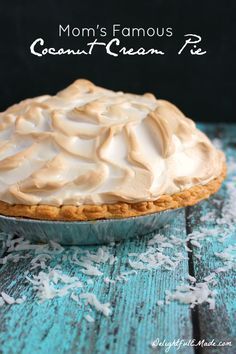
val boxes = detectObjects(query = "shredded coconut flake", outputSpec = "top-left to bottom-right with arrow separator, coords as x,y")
1,292 -> 15,305
187,275 -> 196,283
80,293 -> 112,317
84,314 -> 95,323
26,269 -> 83,301
70,293 -> 81,304
15,296 -> 26,304
165,281 -> 217,309
104,277 -> 115,284
157,300 -> 164,306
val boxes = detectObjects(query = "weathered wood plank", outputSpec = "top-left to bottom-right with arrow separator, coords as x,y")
0,211 -> 193,354
187,124 -> 236,353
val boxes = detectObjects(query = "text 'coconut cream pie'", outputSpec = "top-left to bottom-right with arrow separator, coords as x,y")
0,79 -> 226,221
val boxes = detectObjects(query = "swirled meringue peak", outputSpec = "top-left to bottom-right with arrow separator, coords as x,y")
0,79 -> 225,206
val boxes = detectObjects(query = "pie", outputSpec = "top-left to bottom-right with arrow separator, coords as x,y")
0,79 -> 226,221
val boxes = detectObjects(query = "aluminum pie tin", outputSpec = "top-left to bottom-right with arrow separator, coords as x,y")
0,208 -> 182,245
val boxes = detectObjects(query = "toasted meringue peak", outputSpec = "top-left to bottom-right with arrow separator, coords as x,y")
0,79 -> 225,206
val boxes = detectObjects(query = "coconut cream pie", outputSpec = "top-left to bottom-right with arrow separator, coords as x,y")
0,79 -> 226,221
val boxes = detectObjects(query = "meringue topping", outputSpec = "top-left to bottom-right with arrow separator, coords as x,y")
0,79 -> 225,206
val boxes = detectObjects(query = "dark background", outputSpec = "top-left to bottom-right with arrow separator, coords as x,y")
0,0 -> 235,122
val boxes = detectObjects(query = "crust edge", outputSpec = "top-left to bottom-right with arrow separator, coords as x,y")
0,164 -> 227,221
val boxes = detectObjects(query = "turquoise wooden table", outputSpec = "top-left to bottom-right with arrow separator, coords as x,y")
0,124 -> 235,354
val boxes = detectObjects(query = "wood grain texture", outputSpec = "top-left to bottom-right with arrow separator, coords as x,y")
0,124 -> 235,354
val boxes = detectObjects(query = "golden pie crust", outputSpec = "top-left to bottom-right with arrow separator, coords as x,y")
0,164 -> 226,221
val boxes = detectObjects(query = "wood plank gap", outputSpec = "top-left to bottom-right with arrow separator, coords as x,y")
185,207 -> 202,354
0,233 -> 11,266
